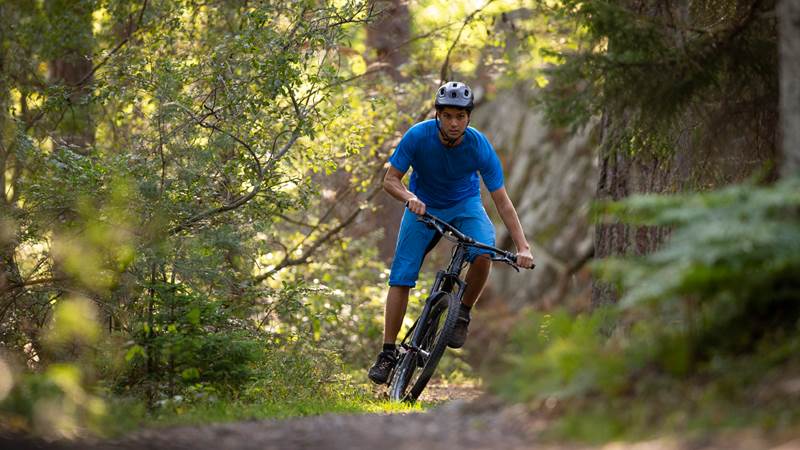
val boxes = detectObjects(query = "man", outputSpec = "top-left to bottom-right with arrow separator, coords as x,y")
368,81 -> 535,384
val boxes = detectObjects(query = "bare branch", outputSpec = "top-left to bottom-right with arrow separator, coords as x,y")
76,0 -> 149,87
274,213 -> 315,229
166,99 -> 304,235
440,0 -> 497,85
1,277 -> 64,296
253,183 -> 383,283
169,101 -> 263,176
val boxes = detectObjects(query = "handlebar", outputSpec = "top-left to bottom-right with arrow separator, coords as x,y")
411,207 -> 535,271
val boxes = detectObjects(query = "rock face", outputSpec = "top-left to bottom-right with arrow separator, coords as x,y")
471,86 -> 598,310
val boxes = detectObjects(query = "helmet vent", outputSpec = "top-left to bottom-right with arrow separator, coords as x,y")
439,87 -> 445,95
451,92 -> 457,97
451,82 -> 458,87
464,89 -> 469,96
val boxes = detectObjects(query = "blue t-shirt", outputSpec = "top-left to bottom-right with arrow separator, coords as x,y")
388,119 -> 504,209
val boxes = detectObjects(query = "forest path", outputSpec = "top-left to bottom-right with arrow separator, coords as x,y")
2,384 -> 545,450
89,389 -> 799,450
98,383 -> 544,450
4,385 -> 799,450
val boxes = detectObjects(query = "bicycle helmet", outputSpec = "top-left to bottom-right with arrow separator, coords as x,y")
435,81 -> 474,146
435,81 -> 474,111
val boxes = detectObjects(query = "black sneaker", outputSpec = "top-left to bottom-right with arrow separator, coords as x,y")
448,306 -> 471,349
368,349 -> 398,384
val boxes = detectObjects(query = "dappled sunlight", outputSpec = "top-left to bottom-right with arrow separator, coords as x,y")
0,359 -> 13,403
0,0 -> 796,447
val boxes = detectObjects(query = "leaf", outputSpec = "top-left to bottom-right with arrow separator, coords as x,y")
187,308 -> 201,326
125,345 -> 146,362
181,368 -> 200,381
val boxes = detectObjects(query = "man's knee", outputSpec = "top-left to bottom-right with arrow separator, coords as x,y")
471,253 -> 492,267
388,285 -> 411,295
387,285 -> 411,302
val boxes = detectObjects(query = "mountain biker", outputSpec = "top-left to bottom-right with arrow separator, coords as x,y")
368,81 -> 535,384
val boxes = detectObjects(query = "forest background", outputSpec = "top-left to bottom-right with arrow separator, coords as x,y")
1,0 -> 799,444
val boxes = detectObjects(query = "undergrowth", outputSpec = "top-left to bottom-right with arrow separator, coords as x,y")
494,177 -> 800,443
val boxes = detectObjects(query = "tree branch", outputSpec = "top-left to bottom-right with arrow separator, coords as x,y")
76,0 -> 149,88
1,277 -> 65,296
166,101 -> 303,235
253,183 -> 383,283
439,0 -> 496,85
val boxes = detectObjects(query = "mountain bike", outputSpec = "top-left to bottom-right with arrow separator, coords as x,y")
387,211 -> 533,402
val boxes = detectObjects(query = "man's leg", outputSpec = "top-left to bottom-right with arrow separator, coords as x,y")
462,254 -> 492,307
450,196 -> 495,309
382,207 -> 437,342
447,255 -> 491,349
370,206 -> 434,384
383,285 -> 410,344
369,285 -> 414,384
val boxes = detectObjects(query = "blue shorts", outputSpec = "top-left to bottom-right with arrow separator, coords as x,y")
388,196 -> 496,287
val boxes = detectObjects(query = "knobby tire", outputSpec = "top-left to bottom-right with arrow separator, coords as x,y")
388,291 -> 460,402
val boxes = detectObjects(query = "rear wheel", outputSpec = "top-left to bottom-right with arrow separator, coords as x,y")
388,291 -> 460,402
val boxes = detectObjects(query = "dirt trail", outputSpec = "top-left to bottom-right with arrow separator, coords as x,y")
3,385 -> 800,450
94,399 -> 536,450
1,385 -> 543,450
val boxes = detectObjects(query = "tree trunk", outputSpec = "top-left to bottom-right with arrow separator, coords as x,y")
779,0 -> 800,176
0,1 -> 24,319
46,0 -> 96,153
590,0 -> 779,306
591,112 -> 677,306
366,0 -> 410,82
43,2 -> 98,336
363,0 -> 412,260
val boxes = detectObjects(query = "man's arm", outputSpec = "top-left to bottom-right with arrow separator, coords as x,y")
383,165 -> 426,215
489,187 -> 534,268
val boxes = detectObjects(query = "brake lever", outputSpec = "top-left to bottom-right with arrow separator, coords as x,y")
490,254 -> 521,271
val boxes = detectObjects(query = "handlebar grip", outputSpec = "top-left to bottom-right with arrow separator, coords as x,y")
509,253 -> 535,270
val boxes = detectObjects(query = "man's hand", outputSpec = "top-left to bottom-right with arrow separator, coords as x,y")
406,196 -> 426,215
516,247 -> 534,269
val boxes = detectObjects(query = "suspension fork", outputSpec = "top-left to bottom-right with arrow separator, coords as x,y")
407,274 -> 465,345
399,245 -> 469,353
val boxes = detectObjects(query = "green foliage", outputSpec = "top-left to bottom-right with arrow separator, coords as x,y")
0,363 -> 108,438
0,298 -> 107,438
1,0 -> 552,436
497,308 -> 628,401
537,0 -> 778,155
598,177 -> 800,309
495,177 -> 800,442
0,0 -> 402,433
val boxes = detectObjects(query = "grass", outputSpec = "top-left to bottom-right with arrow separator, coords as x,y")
147,396 -> 426,427
100,384 -> 428,437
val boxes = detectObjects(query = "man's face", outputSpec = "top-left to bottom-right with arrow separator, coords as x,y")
437,107 -> 469,140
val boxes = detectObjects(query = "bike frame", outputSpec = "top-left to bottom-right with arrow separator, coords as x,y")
403,243 -> 471,350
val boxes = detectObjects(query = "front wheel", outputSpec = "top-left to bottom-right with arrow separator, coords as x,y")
388,291 -> 460,402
